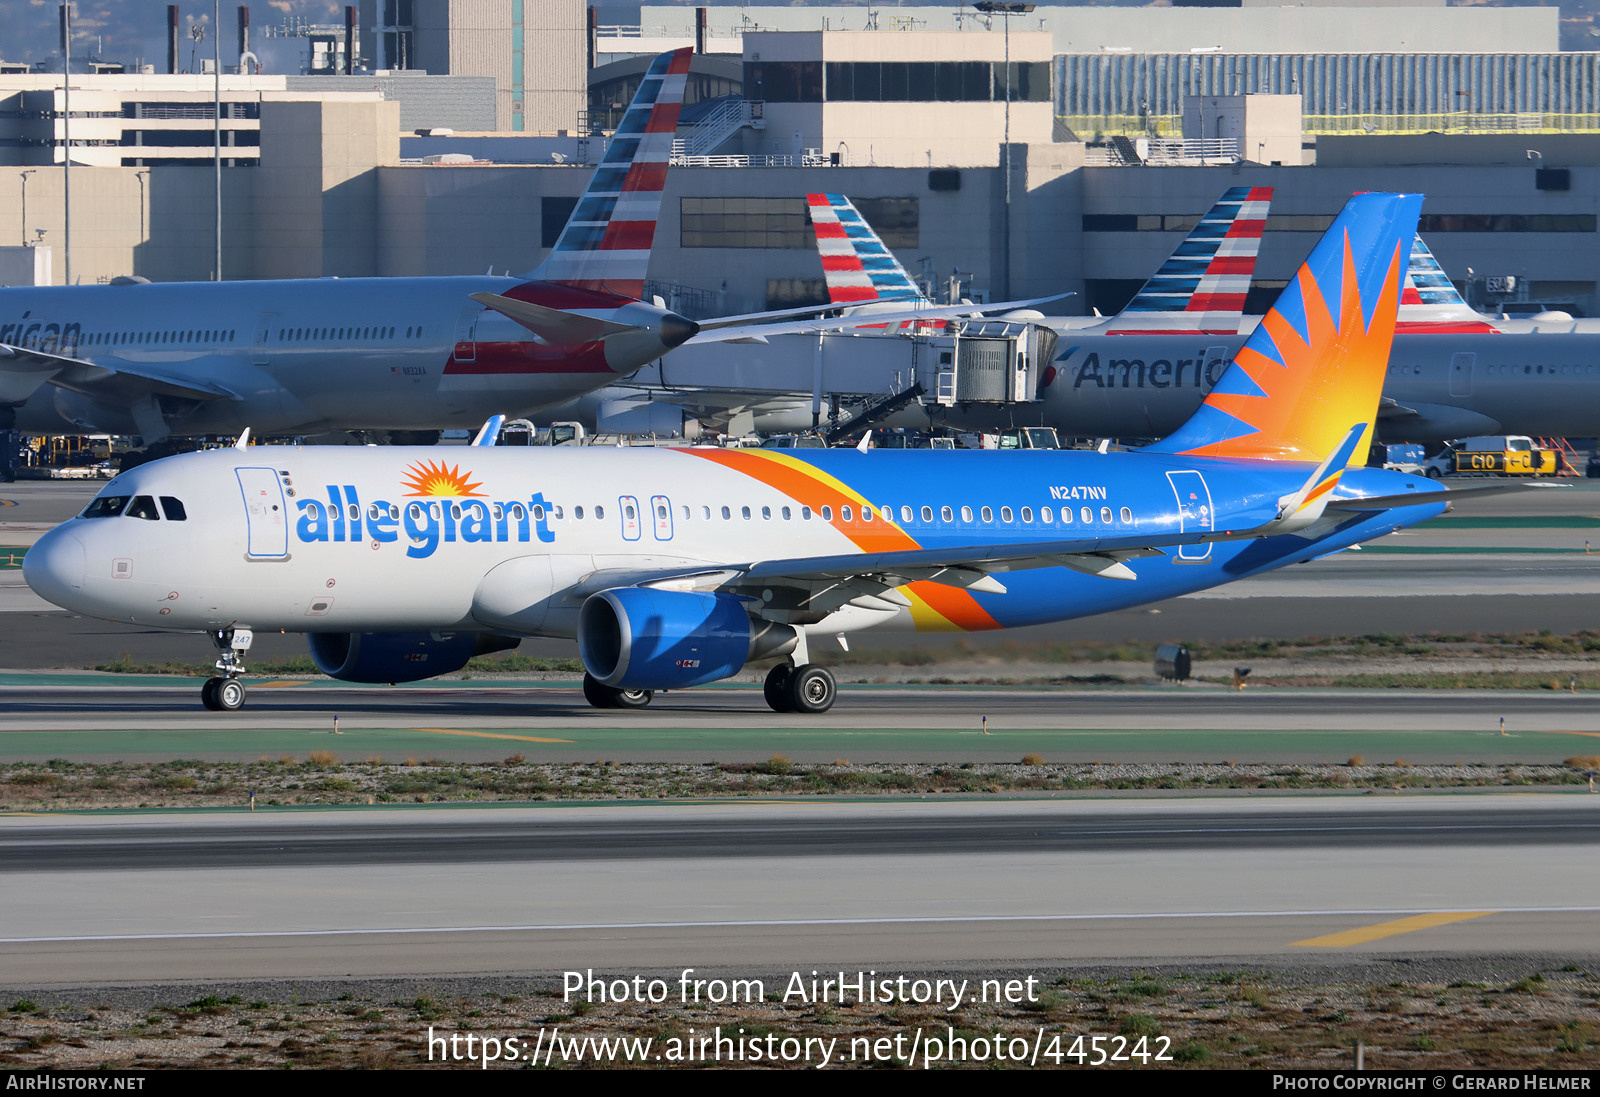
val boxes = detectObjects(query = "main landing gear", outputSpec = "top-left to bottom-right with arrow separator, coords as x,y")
201,627 -> 254,711
763,661 -> 837,714
582,672 -> 654,709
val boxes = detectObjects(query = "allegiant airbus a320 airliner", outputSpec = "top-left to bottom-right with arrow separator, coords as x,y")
26,192 -> 1452,715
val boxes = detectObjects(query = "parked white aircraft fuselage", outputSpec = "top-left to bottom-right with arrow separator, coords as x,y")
1041,330 -> 1600,441
0,277 -> 690,438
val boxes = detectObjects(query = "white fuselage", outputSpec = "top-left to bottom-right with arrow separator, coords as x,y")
0,277 -> 650,437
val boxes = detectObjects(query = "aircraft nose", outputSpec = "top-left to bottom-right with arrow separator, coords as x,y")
22,527 -> 86,611
657,311 -> 699,350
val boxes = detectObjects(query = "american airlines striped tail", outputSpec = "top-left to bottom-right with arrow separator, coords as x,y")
1106,186 -> 1272,335
807,193 -> 926,305
1395,234 -> 1500,333
526,48 -> 692,298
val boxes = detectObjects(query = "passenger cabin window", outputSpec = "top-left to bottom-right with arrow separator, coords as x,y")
82,495 -> 131,519
159,497 -> 187,521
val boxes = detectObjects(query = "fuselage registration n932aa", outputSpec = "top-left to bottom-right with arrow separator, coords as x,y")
26,193 -> 1452,715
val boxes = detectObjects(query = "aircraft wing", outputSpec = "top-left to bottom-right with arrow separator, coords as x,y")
0,343 -> 238,406
684,294 -> 1075,345
575,520 -> 1283,628
571,447 -> 1434,621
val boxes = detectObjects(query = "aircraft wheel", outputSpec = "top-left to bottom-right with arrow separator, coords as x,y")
787,664 -> 837,715
582,673 -> 615,709
200,677 -> 223,711
215,678 -> 247,711
613,688 -> 654,709
764,664 -> 795,713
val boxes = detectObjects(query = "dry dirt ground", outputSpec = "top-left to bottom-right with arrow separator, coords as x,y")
1,964 -> 1596,1070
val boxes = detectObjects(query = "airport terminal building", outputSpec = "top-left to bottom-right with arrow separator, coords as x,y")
1,0 -> 1597,320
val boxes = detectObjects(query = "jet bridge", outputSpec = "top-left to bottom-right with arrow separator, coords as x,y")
915,320 -> 1059,408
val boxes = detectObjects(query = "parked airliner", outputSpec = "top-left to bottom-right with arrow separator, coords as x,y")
27,193 -> 1452,715
538,187 -> 1273,434
0,49 -> 936,444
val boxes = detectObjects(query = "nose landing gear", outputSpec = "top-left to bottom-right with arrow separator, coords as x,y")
201,627 -> 254,711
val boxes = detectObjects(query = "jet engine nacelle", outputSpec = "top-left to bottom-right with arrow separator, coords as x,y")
579,588 -> 795,691
308,631 -> 519,684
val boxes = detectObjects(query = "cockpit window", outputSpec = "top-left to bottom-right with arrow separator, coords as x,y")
125,496 -> 161,521
82,495 -> 131,519
159,497 -> 188,521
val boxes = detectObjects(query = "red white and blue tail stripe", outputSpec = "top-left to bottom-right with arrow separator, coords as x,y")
1106,186 -> 1272,335
807,193 -> 926,305
1395,235 -> 1500,333
528,47 -> 691,298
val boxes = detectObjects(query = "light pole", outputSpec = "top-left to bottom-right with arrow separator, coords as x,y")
974,2 -> 1033,300
19,169 -> 35,246
60,1 -> 71,285
134,167 -> 149,250
213,0 -> 221,281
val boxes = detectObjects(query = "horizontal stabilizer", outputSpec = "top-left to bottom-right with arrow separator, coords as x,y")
1335,481 -> 1567,511
469,292 -> 638,343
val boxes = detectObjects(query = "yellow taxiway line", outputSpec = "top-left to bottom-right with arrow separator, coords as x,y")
410,728 -> 575,744
1291,910 -> 1495,948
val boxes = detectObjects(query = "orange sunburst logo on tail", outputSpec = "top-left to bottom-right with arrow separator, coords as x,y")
401,460 -> 485,497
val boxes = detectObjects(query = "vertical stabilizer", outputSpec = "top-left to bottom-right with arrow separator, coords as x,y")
1395,235 -> 1500,333
1145,192 -> 1422,464
527,48 -> 692,297
1106,186 -> 1272,335
807,193 -> 927,305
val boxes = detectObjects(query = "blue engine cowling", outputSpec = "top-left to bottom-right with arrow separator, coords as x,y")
579,589 -> 756,690
308,631 -> 519,684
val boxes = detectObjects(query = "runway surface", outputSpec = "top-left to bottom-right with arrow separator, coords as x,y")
2,798 -> 1595,984
4,676 -> 1599,761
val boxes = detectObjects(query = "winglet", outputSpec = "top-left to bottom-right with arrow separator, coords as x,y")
472,415 -> 505,447
234,428 -> 251,450
1265,422 -> 1367,532
856,432 -> 872,453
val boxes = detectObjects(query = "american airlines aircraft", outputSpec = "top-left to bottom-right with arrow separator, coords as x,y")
0,49 -> 920,444
27,193 -> 1453,715
1039,233 -> 1600,442
0,50 -> 708,442
540,187 -> 1273,433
